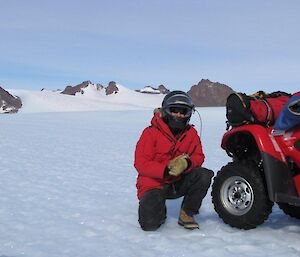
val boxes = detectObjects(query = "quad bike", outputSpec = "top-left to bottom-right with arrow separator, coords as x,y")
211,123 -> 300,229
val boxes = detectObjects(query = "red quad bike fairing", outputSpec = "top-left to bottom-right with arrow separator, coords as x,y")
212,100 -> 300,230
222,125 -> 300,200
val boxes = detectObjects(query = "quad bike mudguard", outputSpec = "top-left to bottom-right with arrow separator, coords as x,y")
221,124 -> 300,205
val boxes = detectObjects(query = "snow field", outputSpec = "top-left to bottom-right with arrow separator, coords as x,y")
0,109 -> 299,257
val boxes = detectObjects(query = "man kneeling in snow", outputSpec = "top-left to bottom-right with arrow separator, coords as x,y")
134,91 -> 214,231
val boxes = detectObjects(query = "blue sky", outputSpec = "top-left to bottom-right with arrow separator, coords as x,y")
1,0 -> 300,93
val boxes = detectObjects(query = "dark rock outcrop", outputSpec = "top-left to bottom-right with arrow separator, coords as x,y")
136,85 -> 170,94
0,87 -> 22,113
188,79 -> 234,107
61,80 -> 92,95
106,81 -> 119,95
158,85 -> 170,94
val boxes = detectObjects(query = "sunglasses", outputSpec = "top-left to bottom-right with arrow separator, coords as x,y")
169,106 -> 191,115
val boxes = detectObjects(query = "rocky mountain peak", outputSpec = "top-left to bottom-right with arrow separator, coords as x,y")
106,81 -> 119,95
188,79 -> 234,107
61,81 -> 104,96
157,85 -> 170,94
0,87 -> 22,113
61,81 -> 92,95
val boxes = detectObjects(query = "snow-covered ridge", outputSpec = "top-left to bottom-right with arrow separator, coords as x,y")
139,86 -> 161,94
8,83 -> 165,113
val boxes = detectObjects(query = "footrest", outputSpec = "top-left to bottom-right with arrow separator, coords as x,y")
275,193 -> 300,206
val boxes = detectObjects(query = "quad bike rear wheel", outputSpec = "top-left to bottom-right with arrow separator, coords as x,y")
212,161 -> 274,229
278,203 -> 300,219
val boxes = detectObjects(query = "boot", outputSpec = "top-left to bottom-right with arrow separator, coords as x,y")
178,209 -> 199,230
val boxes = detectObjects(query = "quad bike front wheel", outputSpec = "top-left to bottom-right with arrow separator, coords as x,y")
212,161 -> 274,229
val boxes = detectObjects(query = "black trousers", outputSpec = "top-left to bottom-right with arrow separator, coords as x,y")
138,167 -> 214,231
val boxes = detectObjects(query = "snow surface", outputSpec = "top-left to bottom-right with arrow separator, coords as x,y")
1,87 -> 300,257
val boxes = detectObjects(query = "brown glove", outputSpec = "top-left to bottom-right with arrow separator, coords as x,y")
168,154 -> 189,176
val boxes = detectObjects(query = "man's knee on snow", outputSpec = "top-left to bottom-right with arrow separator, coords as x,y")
139,218 -> 162,231
138,189 -> 166,231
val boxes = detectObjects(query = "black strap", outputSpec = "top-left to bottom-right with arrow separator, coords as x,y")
261,99 -> 273,126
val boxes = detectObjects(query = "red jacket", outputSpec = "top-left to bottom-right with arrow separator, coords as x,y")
134,112 -> 205,199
